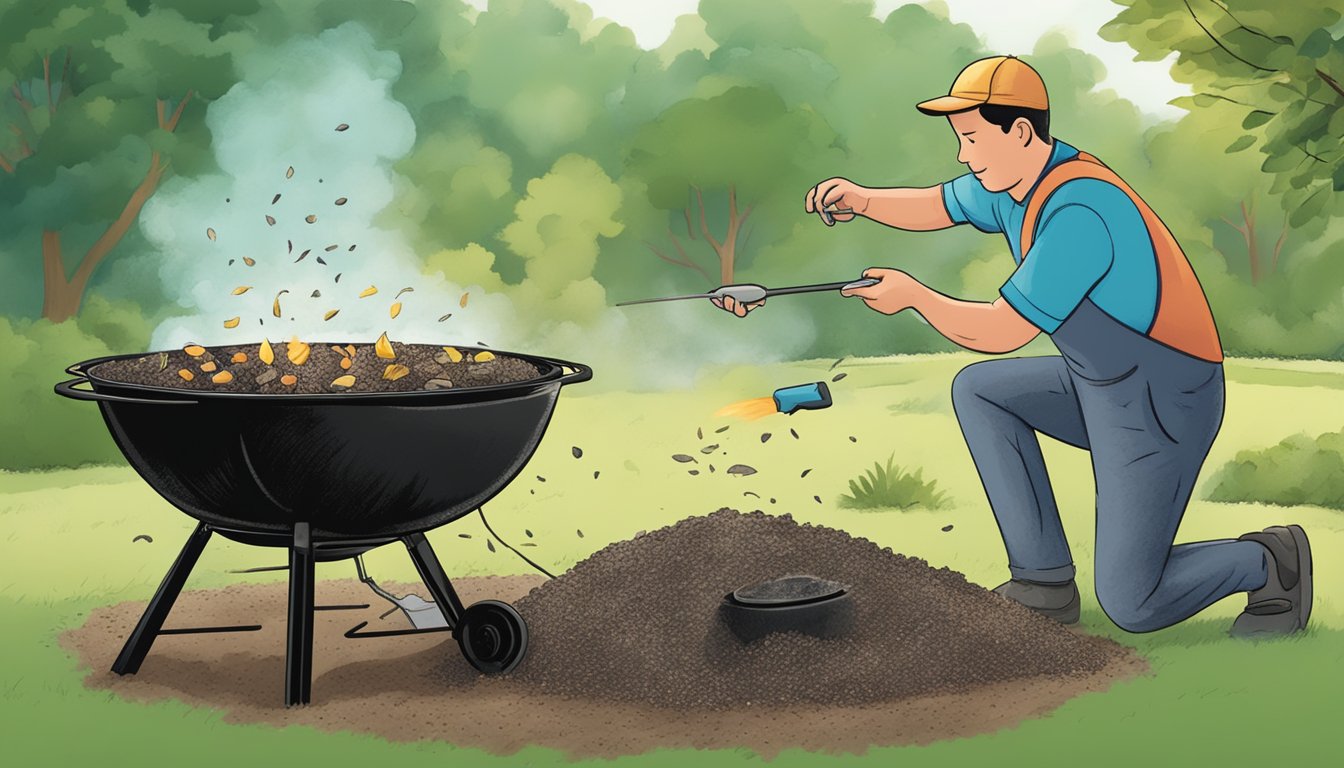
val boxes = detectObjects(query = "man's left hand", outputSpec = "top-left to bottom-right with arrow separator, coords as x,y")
840,268 -> 922,315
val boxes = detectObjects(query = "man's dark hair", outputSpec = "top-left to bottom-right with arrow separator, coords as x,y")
978,104 -> 1051,144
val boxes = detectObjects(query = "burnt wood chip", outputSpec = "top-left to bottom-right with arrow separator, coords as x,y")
743,491 -> 759,498
760,433 -> 771,443
832,373 -> 848,382
576,529 -> 584,538
849,436 -> 857,442
593,471 -> 600,479
791,428 -> 799,439
458,533 -> 472,539
801,468 -> 812,478
525,529 -> 534,538
697,427 -> 703,440
814,495 -> 823,504
942,524 -> 954,532
727,464 -> 756,476
829,357 -> 845,370
715,426 -> 729,433
700,444 -> 719,454
487,539 -> 496,553
132,534 -> 153,543
572,446 -> 583,459
537,475 -> 546,482
671,454 -> 696,463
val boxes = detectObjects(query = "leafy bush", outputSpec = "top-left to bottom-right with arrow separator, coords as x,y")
1,297 -> 154,471
839,455 -> 948,510
1205,430 -> 1344,510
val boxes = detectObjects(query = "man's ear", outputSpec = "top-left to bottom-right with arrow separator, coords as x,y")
1015,118 -> 1034,148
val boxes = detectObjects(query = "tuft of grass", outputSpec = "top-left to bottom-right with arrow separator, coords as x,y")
839,454 -> 948,510
1205,430 -> 1344,510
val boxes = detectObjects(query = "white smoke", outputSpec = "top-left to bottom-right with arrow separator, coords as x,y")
144,23 -> 519,352
141,21 -> 815,390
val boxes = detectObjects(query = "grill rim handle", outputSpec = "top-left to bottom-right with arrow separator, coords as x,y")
55,377 -> 198,406
549,358 -> 593,386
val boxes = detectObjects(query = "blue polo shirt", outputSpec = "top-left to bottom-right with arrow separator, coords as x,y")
940,139 -> 1158,335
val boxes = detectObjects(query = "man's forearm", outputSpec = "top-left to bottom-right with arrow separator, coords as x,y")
908,285 -> 1038,354
859,185 -> 954,231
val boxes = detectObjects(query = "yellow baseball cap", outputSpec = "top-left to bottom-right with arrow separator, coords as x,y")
916,55 -> 1049,115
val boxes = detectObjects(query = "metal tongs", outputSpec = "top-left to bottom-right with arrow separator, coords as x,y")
617,276 -> 880,307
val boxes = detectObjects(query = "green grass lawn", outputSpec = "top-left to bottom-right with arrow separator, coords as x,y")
2,352 -> 1341,765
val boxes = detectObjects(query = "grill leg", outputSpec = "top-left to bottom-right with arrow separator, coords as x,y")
403,533 -> 464,630
285,522 -> 315,706
113,522 -> 213,675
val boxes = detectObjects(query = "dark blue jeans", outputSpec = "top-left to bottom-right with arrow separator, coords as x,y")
951,302 -> 1268,632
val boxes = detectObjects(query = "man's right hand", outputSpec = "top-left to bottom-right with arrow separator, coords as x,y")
710,295 -> 765,317
805,177 -> 870,226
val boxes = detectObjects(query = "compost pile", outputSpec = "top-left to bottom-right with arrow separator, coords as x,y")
509,508 -> 1128,709
93,340 -> 542,394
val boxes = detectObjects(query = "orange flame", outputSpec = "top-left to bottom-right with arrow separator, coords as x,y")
714,396 -> 777,422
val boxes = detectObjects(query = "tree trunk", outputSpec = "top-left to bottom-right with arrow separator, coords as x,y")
694,185 -> 754,285
41,150 -> 167,322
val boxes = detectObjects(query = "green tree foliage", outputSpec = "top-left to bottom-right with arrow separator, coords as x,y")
1102,1 -> 1344,233
627,86 -> 839,286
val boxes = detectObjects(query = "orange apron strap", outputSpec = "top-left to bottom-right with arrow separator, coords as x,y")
1019,153 -> 1224,363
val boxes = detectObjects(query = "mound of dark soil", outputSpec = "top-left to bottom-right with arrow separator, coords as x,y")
510,508 -> 1127,709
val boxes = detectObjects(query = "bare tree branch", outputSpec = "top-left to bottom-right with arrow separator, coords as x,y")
1270,209 -> 1289,274
1208,0 -> 1288,46
693,186 -> 722,251
1315,69 -> 1344,102
646,237 -> 713,284
667,231 -> 714,283
43,54 -> 53,115
684,206 -> 695,240
165,90 -> 192,132
1183,0 -> 1280,73
53,48 -> 71,111
11,84 -> 32,112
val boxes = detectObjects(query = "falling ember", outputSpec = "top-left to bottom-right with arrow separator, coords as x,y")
206,228 -> 217,241
375,332 -> 395,359
286,166 -> 295,179
243,257 -> 256,266
459,292 -> 469,308
714,396 -> 777,422
323,309 -> 339,321
389,302 -> 402,319
305,214 -> 317,223
259,338 -> 275,365
223,317 -> 240,328
231,286 -> 251,295
273,289 -> 289,318
359,285 -> 378,298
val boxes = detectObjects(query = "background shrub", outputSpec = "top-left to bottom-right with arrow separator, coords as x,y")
1205,430 -> 1344,511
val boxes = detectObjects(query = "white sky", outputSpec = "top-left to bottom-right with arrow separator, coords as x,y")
463,0 -> 1188,121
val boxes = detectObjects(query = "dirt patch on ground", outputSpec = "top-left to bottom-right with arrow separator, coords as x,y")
63,510 -> 1146,758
